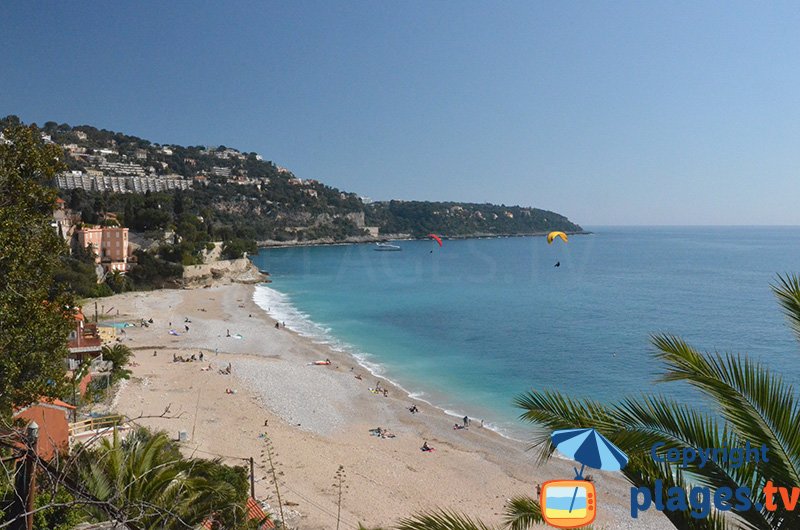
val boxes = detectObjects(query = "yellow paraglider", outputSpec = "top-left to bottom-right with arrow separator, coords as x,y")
547,231 -> 568,244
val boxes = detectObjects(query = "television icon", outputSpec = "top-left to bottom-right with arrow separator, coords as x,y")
541,480 -> 596,529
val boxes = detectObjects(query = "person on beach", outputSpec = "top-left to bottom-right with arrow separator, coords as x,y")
463,415 -> 470,428
383,388 -> 388,397
536,484 -> 541,499
275,322 -> 280,329
153,350 -> 157,357
185,324 -> 190,333
199,352 -> 204,361
226,329 -> 230,337
422,441 -> 433,452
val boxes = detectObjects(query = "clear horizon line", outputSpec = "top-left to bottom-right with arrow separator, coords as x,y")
582,224 -> 800,228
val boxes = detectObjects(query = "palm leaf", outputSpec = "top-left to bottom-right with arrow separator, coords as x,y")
503,495 -> 543,530
771,274 -> 800,342
395,510 -> 496,530
652,335 -> 800,494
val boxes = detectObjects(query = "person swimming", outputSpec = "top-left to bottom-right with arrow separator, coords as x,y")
554,261 -> 560,267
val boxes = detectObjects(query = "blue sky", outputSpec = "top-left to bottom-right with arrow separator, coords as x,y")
2,1 -> 800,225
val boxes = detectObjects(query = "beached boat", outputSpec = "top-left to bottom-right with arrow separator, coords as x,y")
374,242 -> 402,251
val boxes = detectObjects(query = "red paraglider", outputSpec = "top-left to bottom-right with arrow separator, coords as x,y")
427,233 -> 443,247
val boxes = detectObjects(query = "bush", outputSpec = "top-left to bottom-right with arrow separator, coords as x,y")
53,256 -> 112,298
221,238 -> 257,260
128,249 -> 183,289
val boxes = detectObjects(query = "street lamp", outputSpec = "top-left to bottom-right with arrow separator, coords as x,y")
26,421 -> 39,445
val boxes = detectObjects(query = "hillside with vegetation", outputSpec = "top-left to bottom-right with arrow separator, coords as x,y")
2,115 -> 583,243
2,115 -> 583,296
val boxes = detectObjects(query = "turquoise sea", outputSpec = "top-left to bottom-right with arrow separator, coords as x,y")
250,227 -> 800,439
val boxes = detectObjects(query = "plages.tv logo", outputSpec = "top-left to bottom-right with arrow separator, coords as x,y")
541,428 -> 628,529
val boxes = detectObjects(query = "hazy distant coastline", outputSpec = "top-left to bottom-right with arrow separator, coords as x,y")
257,229 -> 591,249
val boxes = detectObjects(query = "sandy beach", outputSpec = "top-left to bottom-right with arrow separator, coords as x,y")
101,284 -> 671,529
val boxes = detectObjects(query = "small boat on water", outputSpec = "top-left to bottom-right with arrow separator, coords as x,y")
374,242 -> 402,251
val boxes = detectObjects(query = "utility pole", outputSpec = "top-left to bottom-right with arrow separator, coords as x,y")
24,422 -> 38,530
11,421 -> 39,530
249,456 -> 255,499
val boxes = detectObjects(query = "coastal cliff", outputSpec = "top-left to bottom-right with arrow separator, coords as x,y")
181,257 -> 268,288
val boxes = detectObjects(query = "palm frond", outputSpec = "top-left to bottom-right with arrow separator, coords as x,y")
513,390 -> 617,463
395,510 -> 496,530
503,495 -> 542,530
771,274 -> 800,342
514,389 -> 772,530
652,334 -> 800,492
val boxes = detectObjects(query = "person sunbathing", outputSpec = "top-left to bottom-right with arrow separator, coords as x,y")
421,441 -> 433,452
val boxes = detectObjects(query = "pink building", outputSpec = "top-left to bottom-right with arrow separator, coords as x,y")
76,226 -> 131,272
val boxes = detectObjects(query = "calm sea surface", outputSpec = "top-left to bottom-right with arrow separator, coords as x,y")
250,227 -> 800,438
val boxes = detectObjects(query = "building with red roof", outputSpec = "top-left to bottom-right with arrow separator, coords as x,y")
13,398 -> 75,460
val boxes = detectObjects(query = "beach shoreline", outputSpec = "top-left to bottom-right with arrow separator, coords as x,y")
104,283 -> 668,529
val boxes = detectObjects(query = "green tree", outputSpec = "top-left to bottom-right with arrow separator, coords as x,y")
75,428 -> 250,529
105,269 -> 130,293
0,123 -> 73,417
128,249 -> 183,289
221,238 -> 257,260
101,343 -> 133,382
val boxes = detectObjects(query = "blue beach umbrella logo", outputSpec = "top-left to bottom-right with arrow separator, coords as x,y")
540,428 -> 628,529
551,427 -> 629,478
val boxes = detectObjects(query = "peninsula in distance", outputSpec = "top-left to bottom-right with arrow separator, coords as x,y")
2,115 -> 583,252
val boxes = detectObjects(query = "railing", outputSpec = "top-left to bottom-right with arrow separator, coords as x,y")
69,415 -> 127,438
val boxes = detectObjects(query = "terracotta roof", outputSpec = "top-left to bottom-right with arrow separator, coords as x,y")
13,397 -> 77,415
46,398 -> 76,410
